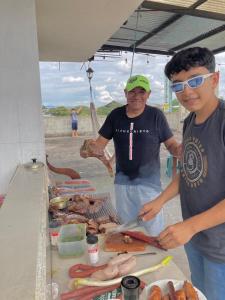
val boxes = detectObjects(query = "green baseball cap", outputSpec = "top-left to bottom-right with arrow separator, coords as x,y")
125,75 -> 150,92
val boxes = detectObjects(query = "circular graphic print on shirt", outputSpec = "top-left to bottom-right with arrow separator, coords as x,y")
181,136 -> 207,188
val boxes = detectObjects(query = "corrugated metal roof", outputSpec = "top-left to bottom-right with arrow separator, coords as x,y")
198,0 -> 225,14
185,30 -> 225,50
100,0 -> 225,55
147,0 -> 196,7
141,16 -> 224,49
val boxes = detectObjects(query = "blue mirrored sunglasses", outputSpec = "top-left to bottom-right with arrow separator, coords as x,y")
170,73 -> 214,93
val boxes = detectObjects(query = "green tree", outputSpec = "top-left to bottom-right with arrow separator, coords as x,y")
49,106 -> 70,116
172,98 -> 179,112
97,101 -> 122,115
76,106 -> 90,116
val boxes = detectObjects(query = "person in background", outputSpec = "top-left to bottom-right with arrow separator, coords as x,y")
71,107 -> 82,137
80,75 -> 180,235
139,47 -> 225,300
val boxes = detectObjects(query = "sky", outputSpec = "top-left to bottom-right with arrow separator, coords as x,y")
39,51 -> 225,108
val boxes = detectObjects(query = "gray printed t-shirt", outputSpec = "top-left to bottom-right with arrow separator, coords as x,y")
180,100 -> 225,263
99,105 -> 173,189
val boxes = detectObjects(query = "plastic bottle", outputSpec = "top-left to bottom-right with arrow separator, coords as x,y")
86,234 -> 99,265
50,231 -> 59,248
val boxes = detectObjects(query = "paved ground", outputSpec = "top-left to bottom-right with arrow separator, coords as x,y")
45,131 -> 190,278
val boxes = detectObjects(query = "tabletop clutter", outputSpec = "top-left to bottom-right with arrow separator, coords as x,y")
48,179 -> 203,300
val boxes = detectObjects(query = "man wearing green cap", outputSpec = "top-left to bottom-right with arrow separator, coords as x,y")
80,75 -> 180,235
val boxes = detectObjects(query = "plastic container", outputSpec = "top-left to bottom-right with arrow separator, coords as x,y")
58,224 -> 86,257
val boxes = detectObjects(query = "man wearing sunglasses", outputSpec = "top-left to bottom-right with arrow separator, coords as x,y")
140,47 -> 225,300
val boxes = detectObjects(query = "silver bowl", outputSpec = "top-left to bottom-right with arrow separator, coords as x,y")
49,197 -> 69,210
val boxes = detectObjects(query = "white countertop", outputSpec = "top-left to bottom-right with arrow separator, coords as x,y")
0,165 -> 50,300
52,233 -> 186,299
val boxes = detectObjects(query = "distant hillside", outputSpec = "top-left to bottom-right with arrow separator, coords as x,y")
74,101 -> 122,116
43,101 -> 123,116
97,101 -> 123,115
77,106 -> 90,116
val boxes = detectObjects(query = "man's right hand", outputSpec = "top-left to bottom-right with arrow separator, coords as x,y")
139,196 -> 164,222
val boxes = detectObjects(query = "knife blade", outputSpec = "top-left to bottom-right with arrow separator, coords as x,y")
134,252 -> 157,256
107,218 -> 140,234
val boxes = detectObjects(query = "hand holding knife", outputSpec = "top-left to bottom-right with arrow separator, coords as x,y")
107,212 -> 148,234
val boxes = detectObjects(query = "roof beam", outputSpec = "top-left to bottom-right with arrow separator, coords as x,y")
100,44 -> 175,56
120,26 -> 149,34
213,46 -> 225,55
133,0 -> 207,48
170,24 -> 225,51
142,1 -> 225,21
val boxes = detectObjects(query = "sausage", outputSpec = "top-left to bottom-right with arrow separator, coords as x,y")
108,253 -> 134,266
69,263 -> 107,278
62,280 -> 146,300
162,294 -> 170,300
63,179 -> 91,185
118,256 -> 137,276
167,281 -> 177,300
148,285 -> 162,300
90,264 -> 119,280
183,281 -> 199,300
175,289 -> 186,300
60,283 -> 120,300
46,155 -> 81,179
61,286 -> 100,299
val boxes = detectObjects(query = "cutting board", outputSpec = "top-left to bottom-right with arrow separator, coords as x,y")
104,233 -> 147,252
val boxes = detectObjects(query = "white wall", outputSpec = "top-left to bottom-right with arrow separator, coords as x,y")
0,0 -> 45,193
43,115 -> 106,137
43,112 -> 182,137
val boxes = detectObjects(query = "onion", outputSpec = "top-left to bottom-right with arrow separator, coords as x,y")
73,256 -> 173,287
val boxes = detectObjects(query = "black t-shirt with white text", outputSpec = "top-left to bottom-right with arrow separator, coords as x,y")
99,105 -> 172,188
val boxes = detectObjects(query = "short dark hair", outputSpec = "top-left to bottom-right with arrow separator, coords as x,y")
165,47 -> 215,79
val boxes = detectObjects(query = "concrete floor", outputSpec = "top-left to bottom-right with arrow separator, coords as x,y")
45,132 -> 190,279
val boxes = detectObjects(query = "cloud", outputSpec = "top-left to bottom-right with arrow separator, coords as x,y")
105,77 -> 117,83
153,80 -> 164,90
39,50 -> 225,107
39,62 -> 60,71
95,85 -> 107,91
111,91 -> 122,98
98,90 -> 113,103
116,60 -> 131,71
62,76 -> 84,83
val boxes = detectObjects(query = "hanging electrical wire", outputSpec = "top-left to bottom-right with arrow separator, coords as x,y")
130,9 -> 140,77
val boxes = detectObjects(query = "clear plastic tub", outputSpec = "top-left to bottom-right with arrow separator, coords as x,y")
58,224 -> 86,257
